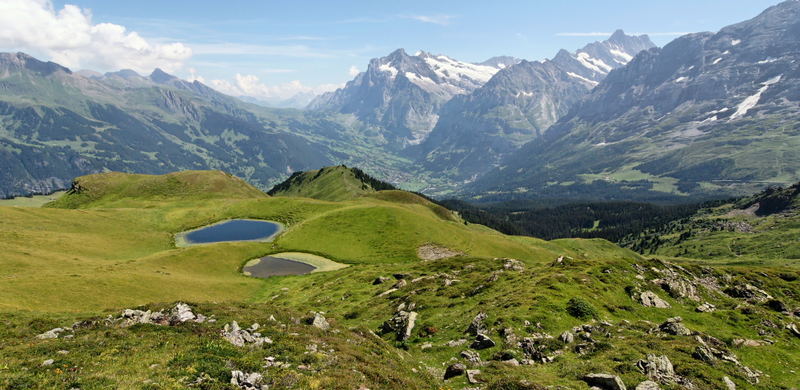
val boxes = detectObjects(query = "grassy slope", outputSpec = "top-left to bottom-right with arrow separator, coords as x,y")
267,166 -> 378,202
2,170 -> 799,389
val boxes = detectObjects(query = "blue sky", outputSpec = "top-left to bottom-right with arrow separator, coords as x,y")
2,0 -> 785,101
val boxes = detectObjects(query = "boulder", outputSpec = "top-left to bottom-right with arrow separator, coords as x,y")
466,369 -> 482,384
640,291 -> 671,308
466,312 -> 487,335
309,312 -> 330,330
723,376 -> 736,390
372,276 -> 390,285
653,277 -> 700,301
635,381 -> 659,390
787,323 -> 800,338
502,258 -> 525,271
443,363 -> 466,379
636,354 -> 675,383
695,302 -> 716,313
724,284 -> 772,303
230,370 -> 265,390
470,334 -> 495,350
221,321 -> 273,347
583,373 -> 627,390
460,350 -> 481,364
381,310 -> 417,341
658,317 -> 692,336
41,359 -> 54,366
560,331 -> 575,344
36,327 -> 67,339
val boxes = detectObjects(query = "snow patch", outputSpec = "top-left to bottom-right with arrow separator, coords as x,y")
515,91 -> 534,98
378,63 -> 398,79
575,52 -> 613,74
567,72 -> 599,86
756,58 -> 778,64
609,49 -> 633,63
423,55 -> 500,85
731,75 -> 782,120
674,76 -> 689,83
712,58 -> 723,65
731,39 -> 741,46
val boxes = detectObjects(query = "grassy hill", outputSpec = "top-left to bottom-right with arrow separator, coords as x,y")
623,183 -> 800,265
267,165 -> 396,201
1,169 -> 799,389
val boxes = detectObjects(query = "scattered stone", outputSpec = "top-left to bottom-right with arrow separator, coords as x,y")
732,339 -> 765,347
466,312 -> 487,336
230,370 -> 265,390
42,359 -> 54,366
466,369 -> 482,384
723,376 -> 736,390
502,258 -> 525,271
309,312 -> 330,330
36,328 -> 68,339
696,302 -> 716,313
658,317 -> 692,336
221,321 -> 273,347
57,350 -> 69,355
634,381 -> 659,390
500,327 -> 518,344
636,354 -> 676,383
377,288 -> 399,297
560,331 -> 575,344
372,276 -> 390,285
653,277 -> 700,301
724,284 -> 772,303
420,342 -> 433,350
583,373 -> 627,390
117,303 -> 206,327
500,358 -> 519,366
639,291 -> 671,308
443,363 -> 466,380
380,310 -> 417,341
460,350 -> 481,364
470,334 -> 495,350
392,279 -> 408,289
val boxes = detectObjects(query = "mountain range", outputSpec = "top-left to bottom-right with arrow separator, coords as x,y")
2,1 -> 800,201
469,0 -> 800,201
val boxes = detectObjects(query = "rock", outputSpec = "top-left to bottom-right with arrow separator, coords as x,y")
787,323 -> 800,338
695,302 -> 716,313
443,363 -> 466,379
447,339 -> 468,347
393,273 -> 408,280
502,258 -> 525,271
372,276 -> 390,285
117,303 -> 206,327
639,291 -> 671,308
230,370 -> 265,390
723,376 -> 736,390
309,312 -> 330,330
392,279 -> 408,289
583,373 -> 627,390
57,350 -> 69,355
466,312 -> 487,336
380,311 -> 417,341
500,358 -> 519,366
653,277 -> 700,301
470,334 -> 495,350
693,346 -> 716,362
221,321 -> 272,347
466,369 -> 482,384
732,338 -> 764,347
560,331 -> 575,344
658,317 -> 692,336
36,327 -> 67,339
636,354 -> 675,383
500,327 -> 518,344
519,338 -> 551,363
635,381 -> 659,390
724,284 -> 772,303
42,359 -> 54,366
460,350 -> 481,364
420,342 -> 433,350
169,302 -> 200,324
766,299 -> 788,312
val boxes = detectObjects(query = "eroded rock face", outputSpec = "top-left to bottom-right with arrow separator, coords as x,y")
583,373 -> 627,390
640,291 -> 671,308
466,312 -> 488,336
653,277 -> 700,301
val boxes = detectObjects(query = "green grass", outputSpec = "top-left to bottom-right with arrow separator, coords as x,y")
0,191 -> 65,207
2,170 -> 799,389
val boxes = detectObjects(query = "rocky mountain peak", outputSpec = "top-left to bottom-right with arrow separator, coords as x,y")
0,52 -> 72,76
150,68 -> 179,84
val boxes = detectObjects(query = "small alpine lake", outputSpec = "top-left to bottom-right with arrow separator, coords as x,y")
243,252 -> 349,279
175,219 -> 283,247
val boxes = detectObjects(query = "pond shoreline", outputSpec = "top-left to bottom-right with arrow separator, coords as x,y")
174,218 -> 284,247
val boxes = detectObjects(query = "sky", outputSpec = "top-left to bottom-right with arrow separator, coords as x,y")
0,0 -> 784,103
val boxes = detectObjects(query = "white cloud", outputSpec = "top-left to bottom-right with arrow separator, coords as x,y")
348,65 -> 360,77
403,14 -> 456,26
205,73 -> 341,102
0,0 -> 191,73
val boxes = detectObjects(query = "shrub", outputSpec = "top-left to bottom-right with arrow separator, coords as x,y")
566,297 -> 597,319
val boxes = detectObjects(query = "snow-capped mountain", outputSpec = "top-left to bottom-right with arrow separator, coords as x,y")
308,49 -> 515,149
414,30 -> 655,183
471,0 -> 800,200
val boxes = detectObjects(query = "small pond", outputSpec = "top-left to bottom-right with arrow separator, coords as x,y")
177,219 -> 282,246
243,256 -> 317,278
